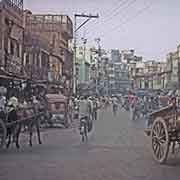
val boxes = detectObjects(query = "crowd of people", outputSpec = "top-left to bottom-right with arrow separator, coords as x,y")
1,83 -> 180,137
70,91 -> 180,126
0,85 -> 48,127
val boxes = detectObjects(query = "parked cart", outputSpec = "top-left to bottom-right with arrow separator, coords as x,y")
145,101 -> 180,164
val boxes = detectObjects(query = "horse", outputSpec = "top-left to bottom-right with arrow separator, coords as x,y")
6,104 -> 42,149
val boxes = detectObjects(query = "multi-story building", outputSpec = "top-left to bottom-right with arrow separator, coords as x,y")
111,49 -> 121,63
24,11 -> 73,95
0,0 -> 24,77
23,28 -> 50,82
107,61 -> 131,94
166,45 -> 180,88
133,60 -> 167,90
121,49 -> 143,80
76,46 -> 91,84
121,49 -> 137,64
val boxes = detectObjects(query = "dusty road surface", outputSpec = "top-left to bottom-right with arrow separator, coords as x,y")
1,107 -> 180,180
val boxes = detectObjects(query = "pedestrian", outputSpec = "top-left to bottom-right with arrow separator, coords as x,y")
68,97 -> 74,126
92,97 -> 98,120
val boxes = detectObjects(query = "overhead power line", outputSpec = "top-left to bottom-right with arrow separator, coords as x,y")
85,0 -> 131,30
86,0 -> 138,35
89,0 -> 155,40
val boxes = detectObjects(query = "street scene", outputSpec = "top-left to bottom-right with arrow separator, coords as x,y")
1,0 -> 180,179
1,107 -> 180,180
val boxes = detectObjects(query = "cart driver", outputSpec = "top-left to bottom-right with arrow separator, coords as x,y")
7,92 -> 19,123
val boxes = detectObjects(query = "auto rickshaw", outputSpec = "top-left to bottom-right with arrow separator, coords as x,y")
46,94 -> 69,128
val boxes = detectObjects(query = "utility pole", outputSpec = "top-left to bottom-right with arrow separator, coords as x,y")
95,38 -> 101,95
73,13 -> 99,95
82,38 -> 87,82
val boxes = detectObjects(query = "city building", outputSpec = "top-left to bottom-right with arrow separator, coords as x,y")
166,45 -> 180,88
133,60 -> 167,90
121,49 -> 143,81
0,0 -> 24,77
107,61 -> 131,94
24,11 -> 73,95
23,28 -> 50,82
111,49 -> 121,63
76,45 -> 91,84
121,49 -> 135,64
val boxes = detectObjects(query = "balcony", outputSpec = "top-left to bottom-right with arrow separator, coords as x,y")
5,55 -> 22,75
24,64 -> 48,81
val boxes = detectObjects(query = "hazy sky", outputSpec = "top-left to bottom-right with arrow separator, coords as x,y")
24,0 -> 180,60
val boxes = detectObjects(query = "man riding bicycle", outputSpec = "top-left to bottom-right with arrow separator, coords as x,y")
79,96 -> 92,135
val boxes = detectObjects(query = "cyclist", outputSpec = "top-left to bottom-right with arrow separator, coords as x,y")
79,96 -> 92,136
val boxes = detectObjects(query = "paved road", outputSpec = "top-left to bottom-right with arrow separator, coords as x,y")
1,107 -> 180,180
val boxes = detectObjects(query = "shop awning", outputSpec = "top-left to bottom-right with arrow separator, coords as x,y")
0,69 -> 27,81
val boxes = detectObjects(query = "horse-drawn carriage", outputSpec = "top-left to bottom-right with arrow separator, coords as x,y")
0,103 -> 42,149
145,102 -> 180,164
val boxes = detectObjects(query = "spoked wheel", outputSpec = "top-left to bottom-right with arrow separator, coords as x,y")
0,119 -> 7,149
151,117 -> 169,164
80,125 -> 85,142
81,133 -> 85,142
80,123 -> 88,142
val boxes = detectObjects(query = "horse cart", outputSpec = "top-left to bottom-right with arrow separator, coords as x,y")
0,104 -> 42,149
145,103 -> 180,164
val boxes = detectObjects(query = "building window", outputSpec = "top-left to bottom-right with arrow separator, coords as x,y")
62,16 -> 67,24
16,43 -> 20,57
37,55 -> 40,67
26,54 -> 29,65
10,41 -> 14,55
32,53 -> 35,65
41,52 -> 48,67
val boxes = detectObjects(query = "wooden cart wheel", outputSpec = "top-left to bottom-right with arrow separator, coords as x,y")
0,119 -> 7,149
151,117 -> 169,164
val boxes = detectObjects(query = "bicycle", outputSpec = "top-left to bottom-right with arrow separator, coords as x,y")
79,116 -> 88,142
